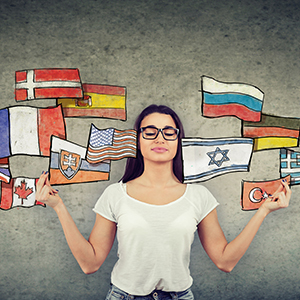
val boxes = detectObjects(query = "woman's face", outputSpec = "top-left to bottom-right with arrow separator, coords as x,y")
139,112 -> 178,165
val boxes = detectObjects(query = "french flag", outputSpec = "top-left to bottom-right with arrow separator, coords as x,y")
0,105 -> 66,158
201,76 -> 264,122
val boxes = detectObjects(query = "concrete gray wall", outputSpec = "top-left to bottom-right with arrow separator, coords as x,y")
0,0 -> 299,299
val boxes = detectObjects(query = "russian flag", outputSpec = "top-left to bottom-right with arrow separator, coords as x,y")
201,76 -> 264,122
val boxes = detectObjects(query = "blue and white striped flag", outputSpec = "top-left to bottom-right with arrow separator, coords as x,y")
280,148 -> 300,185
182,137 -> 253,183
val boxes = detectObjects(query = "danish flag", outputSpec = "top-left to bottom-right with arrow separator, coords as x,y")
15,68 -> 83,101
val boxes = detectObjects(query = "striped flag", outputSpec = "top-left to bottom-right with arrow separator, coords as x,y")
86,124 -> 137,164
243,114 -> 300,151
15,68 -> 83,101
280,148 -> 300,185
201,76 -> 264,122
0,105 -> 66,158
49,136 -> 110,185
0,158 -> 10,183
58,83 -> 127,120
241,175 -> 290,210
182,137 -> 253,183
0,178 -> 45,210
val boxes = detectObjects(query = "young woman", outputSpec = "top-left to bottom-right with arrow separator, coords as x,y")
36,104 -> 291,300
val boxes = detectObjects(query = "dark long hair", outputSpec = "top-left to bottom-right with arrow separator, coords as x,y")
120,104 -> 185,183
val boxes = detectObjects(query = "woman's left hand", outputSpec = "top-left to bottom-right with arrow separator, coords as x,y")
259,179 -> 292,214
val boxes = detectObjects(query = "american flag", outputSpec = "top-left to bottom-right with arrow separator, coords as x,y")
86,124 -> 137,163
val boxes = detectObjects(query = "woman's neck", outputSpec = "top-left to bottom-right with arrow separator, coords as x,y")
138,160 -> 179,187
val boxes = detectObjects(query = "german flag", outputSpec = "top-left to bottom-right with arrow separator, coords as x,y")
242,114 -> 300,151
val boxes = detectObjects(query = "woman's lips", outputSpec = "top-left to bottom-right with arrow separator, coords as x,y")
151,147 -> 168,153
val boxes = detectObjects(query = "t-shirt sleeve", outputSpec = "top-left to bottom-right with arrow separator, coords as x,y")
92,184 -> 118,223
190,184 -> 219,224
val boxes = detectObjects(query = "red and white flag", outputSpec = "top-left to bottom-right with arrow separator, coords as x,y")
241,175 -> 290,210
0,178 -> 45,210
15,68 -> 83,101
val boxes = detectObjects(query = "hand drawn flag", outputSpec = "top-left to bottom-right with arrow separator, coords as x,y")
0,158 -> 10,183
86,124 -> 137,164
0,178 -> 45,210
49,136 -> 110,185
57,83 -> 126,120
201,76 -> 264,122
182,137 -> 253,183
0,105 -> 66,158
241,175 -> 290,210
242,114 -> 300,151
15,68 -> 83,101
280,148 -> 300,185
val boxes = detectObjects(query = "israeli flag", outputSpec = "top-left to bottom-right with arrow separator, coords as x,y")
182,137 -> 253,183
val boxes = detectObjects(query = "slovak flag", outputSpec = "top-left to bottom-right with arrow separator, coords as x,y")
0,105 -> 66,158
49,136 -> 111,185
0,178 -> 45,210
15,68 -> 83,101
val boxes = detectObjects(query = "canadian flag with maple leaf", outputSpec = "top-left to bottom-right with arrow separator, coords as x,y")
0,178 -> 45,210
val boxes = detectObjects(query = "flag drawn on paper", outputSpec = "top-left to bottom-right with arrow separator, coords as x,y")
86,124 -> 137,164
15,68 -> 83,101
280,148 -> 300,185
49,136 -> 110,185
241,175 -> 291,210
0,178 -> 45,210
0,158 -> 11,183
243,114 -> 300,151
58,83 -> 127,120
0,105 -> 66,158
182,137 -> 253,183
201,76 -> 264,122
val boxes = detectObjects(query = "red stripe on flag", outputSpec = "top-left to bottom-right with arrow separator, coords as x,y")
38,105 -> 66,156
35,69 -> 81,82
83,83 -> 126,95
15,71 -> 27,82
61,107 -> 126,120
243,127 -> 299,138
0,158 -> 9,164
35,87 -> 83,99
0,181 -> 13,210
203,103 -> 261,122
15,89 -> 28,101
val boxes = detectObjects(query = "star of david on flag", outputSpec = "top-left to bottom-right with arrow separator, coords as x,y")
182,137 -> 253,183
207,147 -> 230,167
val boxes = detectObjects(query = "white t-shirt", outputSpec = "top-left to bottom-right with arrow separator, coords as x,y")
93,182 -> 219,296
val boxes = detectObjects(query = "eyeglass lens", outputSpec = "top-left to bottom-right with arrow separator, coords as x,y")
142,127 -> 178,140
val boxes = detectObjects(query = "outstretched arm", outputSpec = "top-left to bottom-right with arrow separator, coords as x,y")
198,179 -> 291,273
36,172 -> 116,274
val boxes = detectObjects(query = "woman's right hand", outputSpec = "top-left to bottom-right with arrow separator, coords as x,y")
36,171 -> 62,209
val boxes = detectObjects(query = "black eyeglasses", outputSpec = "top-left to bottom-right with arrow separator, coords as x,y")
140,126 -> 179,141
